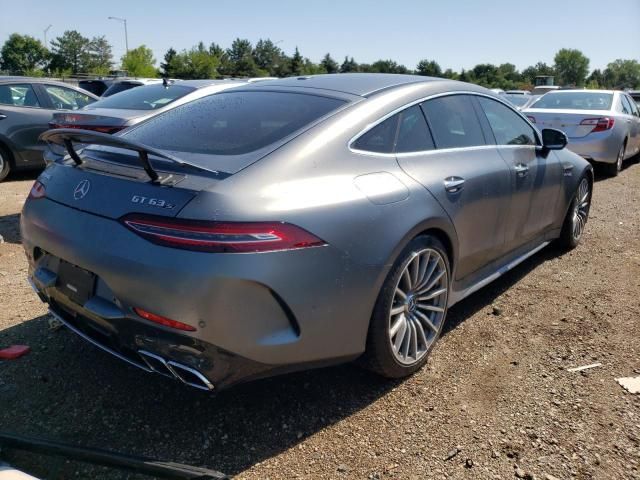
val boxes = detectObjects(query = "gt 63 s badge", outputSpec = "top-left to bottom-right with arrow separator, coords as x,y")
131,195 -> 175,209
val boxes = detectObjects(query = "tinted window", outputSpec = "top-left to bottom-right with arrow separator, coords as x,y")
532,92 -> 613,110
102,82 -> 142,97
0,83 -> 40,107
89,84 -> 193,110
395,105 -> 434,153
627,96 -> 640,116
125,91 -> 346,156
421,95 -> 485,149
477,97 -> 536,146
44,85 -> 94,110
353,114 -> 399,153
79,80 -> 110,96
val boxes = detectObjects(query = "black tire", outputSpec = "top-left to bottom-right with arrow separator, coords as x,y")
604,142 -> 625,177
557,175 -> 591,250
361,235 -> 450,378
0,144 -> 11,183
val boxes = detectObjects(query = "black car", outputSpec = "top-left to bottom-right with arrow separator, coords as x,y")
101,79 -> 162,97
0,77 -> 98,181
78,78 -> 117,97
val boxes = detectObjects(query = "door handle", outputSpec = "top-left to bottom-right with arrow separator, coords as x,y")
514,164 -> 529,177
0,114 -> 6,120
444,176 -> 465,193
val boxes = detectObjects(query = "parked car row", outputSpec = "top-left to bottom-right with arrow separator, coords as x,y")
20,73 -> 598,391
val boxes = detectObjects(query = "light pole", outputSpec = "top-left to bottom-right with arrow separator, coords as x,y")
107,16 -> 128,53
43,25 -> 52,46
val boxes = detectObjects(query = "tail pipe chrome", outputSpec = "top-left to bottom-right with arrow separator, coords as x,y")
138,350 -> 214,391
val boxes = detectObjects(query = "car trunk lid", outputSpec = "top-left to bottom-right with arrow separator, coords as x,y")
525,109 -> 612,138
50,109 -> 145,134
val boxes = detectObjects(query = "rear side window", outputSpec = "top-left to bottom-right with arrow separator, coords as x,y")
477,97 -> 537,146
395,105 -> 434,153
421,95 -> 485,149
43,85 -> 94,110
0,83 -> 40,107
125,91 -> 346,156
620,95 -> 634,115
353,114 -> 399,153
90,84 -> 193,110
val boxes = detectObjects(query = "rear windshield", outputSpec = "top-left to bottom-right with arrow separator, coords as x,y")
505,95 -> 530,107
124,91 -> 347,156
102,82 -> 143,97
89,84 -> 193,110
531,92 -> 613,110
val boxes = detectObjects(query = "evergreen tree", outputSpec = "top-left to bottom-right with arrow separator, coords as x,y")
320,53 -> 339,74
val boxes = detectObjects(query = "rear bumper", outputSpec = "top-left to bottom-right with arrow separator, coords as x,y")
21,197 -> 385,389
567,131 -> 621,164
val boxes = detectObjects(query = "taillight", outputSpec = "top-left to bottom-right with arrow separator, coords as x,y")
580,117 -> 614,133
120,214 -> 327,253
28,181 -> 46,200
48,123 -> 125,134
134,308 -> 196,331
526,115 -> 536,123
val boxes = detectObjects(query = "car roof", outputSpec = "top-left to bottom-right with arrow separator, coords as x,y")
177,79 -> 249,89
247,73 -> 442,97
546,89 -> 617,94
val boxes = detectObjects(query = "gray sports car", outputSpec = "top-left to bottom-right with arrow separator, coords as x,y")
22,74 -> 593,391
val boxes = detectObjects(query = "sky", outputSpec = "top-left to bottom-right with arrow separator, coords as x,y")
2,0 -> 639,72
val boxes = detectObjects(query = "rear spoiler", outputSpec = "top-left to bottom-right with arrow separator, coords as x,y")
40,129 -> 228,183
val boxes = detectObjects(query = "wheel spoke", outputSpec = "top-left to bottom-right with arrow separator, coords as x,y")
417,303 -> 445,313
401,268 -> 412,290
415,310 -> 438,333
418,287 -> 447,302
409,318 -> 418,360
390,305 -> 405,316
412,314 -> 429,348
394,317 -> 407,352
410,255 -> 419,286
395,287 -> 407,301
390,314 -> 405,337
416,268 -> 445,294
416,251 -> 430,286
401,320 -> 412,359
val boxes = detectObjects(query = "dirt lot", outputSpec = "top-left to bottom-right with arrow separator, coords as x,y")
0,162 -> 639,480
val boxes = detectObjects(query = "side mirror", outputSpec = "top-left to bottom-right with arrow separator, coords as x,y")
541,128 -> 568,150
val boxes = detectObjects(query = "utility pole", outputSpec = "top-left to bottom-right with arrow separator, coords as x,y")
107,16 -> 128,53
43,25 -> 52,47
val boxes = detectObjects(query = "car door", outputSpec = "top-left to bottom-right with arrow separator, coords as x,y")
0,82 -> 53,166
394,95 -> 512,282
621,94 -> 640,156
475,95 -> 562,252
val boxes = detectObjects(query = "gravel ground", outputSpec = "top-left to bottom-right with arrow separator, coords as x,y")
0,161 -> 639,480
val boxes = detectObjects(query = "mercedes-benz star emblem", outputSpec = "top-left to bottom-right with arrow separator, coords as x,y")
73,180 -> 91,200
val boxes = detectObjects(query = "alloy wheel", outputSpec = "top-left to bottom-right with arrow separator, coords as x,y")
617,144 -> 625,171
388,248 -> 448,365
572,178 -> 590,241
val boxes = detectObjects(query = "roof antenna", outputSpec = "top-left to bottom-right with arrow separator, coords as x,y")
162,77 -> 169,88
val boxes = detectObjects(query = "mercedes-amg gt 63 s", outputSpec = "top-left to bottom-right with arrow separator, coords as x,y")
22,74 -> 593,391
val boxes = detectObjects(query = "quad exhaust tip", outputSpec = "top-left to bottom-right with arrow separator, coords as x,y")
138,350 -> 214,391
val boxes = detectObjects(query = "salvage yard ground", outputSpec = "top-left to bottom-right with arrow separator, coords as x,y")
0,162 -> 639,479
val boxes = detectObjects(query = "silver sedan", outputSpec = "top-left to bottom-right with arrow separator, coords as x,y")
524,90 -> 640,176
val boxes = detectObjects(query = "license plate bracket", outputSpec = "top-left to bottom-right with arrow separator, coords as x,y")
57,261 -> 96,306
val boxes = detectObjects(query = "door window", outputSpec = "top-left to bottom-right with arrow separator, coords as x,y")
0,84 -> 41,107
476,97 -> 537,146
421,95 -> 485,149
395,105 -> 434,153
620,95 -> 635,116
43,85 -> 94,110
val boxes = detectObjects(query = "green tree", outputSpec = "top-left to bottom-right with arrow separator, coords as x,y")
521,62 -> 555,85
171,42 -> 219,79
416,59 -> 442,77
370,59 -> 408,74
87,36 -> 113,74
586,68 -> 604,89
320,53 -> 339,74
554,48 -> 589,86
253,39 -> 285,76
340,56 -> 358,73
226,38 -> 258,77
121,45 -> 156,77
497,63 -> 522,87
603,59 -> 640,89
49,30 -> 92,74
289,47 -> 304,76
442,68 -> 458,80
160,47 -> 177,77
0,33 -> 49,74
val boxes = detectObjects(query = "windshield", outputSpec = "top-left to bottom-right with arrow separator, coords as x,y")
124,91 -> 347,156
88,84 -> 193,110
504,95 -> 531,107
531,92 -> 613,110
